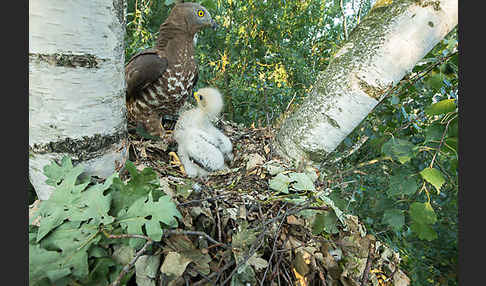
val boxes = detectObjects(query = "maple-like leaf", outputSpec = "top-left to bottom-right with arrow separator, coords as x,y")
36,160 -> 115,242
109,161 -> 162,217
71,174 -> 116,226
30,220 -> 102,285
118,192 -> 182,248
29,243 -> 71,285
36,162 -> 89,242
40,221 -> 101,279
43,156 -> 75,186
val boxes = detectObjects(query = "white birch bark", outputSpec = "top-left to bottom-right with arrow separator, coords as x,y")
274,0 -> 458,164
29,0 -> 128,200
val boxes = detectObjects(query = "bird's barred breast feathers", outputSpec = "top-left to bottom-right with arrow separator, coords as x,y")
129,61 -> 197,120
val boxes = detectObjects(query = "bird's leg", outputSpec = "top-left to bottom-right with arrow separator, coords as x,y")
143,113 -> 165,138
161,114 -> 179,143
168,151 -> 186,174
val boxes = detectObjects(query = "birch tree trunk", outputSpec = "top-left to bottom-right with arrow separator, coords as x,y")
274,0 -> 458,164
29,0 -> 128,200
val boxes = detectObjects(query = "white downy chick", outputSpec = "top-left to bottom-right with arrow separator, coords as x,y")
173,87 -> 233,178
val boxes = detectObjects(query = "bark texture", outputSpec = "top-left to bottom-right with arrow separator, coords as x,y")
29,0 -> 128,200
274,0 -> 458,164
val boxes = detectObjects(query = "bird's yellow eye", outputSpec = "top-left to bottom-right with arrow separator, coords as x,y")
197,9 -> 205,17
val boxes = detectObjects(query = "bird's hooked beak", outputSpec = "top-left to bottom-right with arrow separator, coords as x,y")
193,91 -> 200,105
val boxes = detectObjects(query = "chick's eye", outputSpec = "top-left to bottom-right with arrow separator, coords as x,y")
197,9 -> 205,17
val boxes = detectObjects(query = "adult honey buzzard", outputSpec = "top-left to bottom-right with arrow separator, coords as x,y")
125,2 -> 217,138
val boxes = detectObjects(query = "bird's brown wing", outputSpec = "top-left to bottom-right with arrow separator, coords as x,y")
125,48 -> 169,98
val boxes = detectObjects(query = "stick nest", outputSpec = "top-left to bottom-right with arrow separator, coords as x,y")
122,118 -> 410,286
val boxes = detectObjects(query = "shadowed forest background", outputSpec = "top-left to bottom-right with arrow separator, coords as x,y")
124,0 -> 458,284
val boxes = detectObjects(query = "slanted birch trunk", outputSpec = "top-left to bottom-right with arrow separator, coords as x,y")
29,0 -> 128,200
274,0 -> 458,164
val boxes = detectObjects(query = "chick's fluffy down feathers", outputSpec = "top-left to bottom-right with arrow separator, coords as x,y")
174,87 -> 233,178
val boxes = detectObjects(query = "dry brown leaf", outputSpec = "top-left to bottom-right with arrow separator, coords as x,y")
246,153 -> 265,170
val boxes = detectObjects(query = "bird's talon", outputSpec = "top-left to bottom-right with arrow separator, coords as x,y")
169,151 -> 186,174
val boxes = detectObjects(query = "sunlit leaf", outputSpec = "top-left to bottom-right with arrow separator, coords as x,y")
425,99 -> 456,116
409,202 -> 437,225
420,168 -> 445,193
410,220 -> 438,241
426,73 -> 445,91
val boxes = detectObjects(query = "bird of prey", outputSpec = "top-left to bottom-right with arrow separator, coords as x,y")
125,2 -> 218,138
173,87 -> 233,178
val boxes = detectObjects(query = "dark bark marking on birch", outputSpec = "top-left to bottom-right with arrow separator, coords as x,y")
358,79 -> 389,101
29,53 -> 106,68
29,131 -> 128,161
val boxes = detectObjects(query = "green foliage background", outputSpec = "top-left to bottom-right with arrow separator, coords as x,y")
124,0 -> 459,284
125,0 -> 374,126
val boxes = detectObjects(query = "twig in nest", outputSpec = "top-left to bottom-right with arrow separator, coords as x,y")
163,229 -> 229,249
271,235 -> 290,282
311,256 -> 326,286
260,203 -> 289,285
222,202 -> 291,285
178,194 -> 230,207
193,260 -> 236,286
281,261 -> 293,285
102,229 -> 153,286
318,268 -> 327,286
215,199 -> 222,243
360,239 -> 376,286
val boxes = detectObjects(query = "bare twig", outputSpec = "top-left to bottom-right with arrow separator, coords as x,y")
193,260 -> 236,286
178,194 -> 230,207
281,261 -> 294,286
221,202 -> 290,285
215,200 -> 222,243
360,239 -> 376,286
328,156 -> 393,180
105,231 -> 153,286
163,229 -> 229,249
429,117 -> 453,168
260,204 -> 288,285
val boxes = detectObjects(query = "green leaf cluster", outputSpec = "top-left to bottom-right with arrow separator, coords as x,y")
326,30 -> 458,285
29,157 -> 181,285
